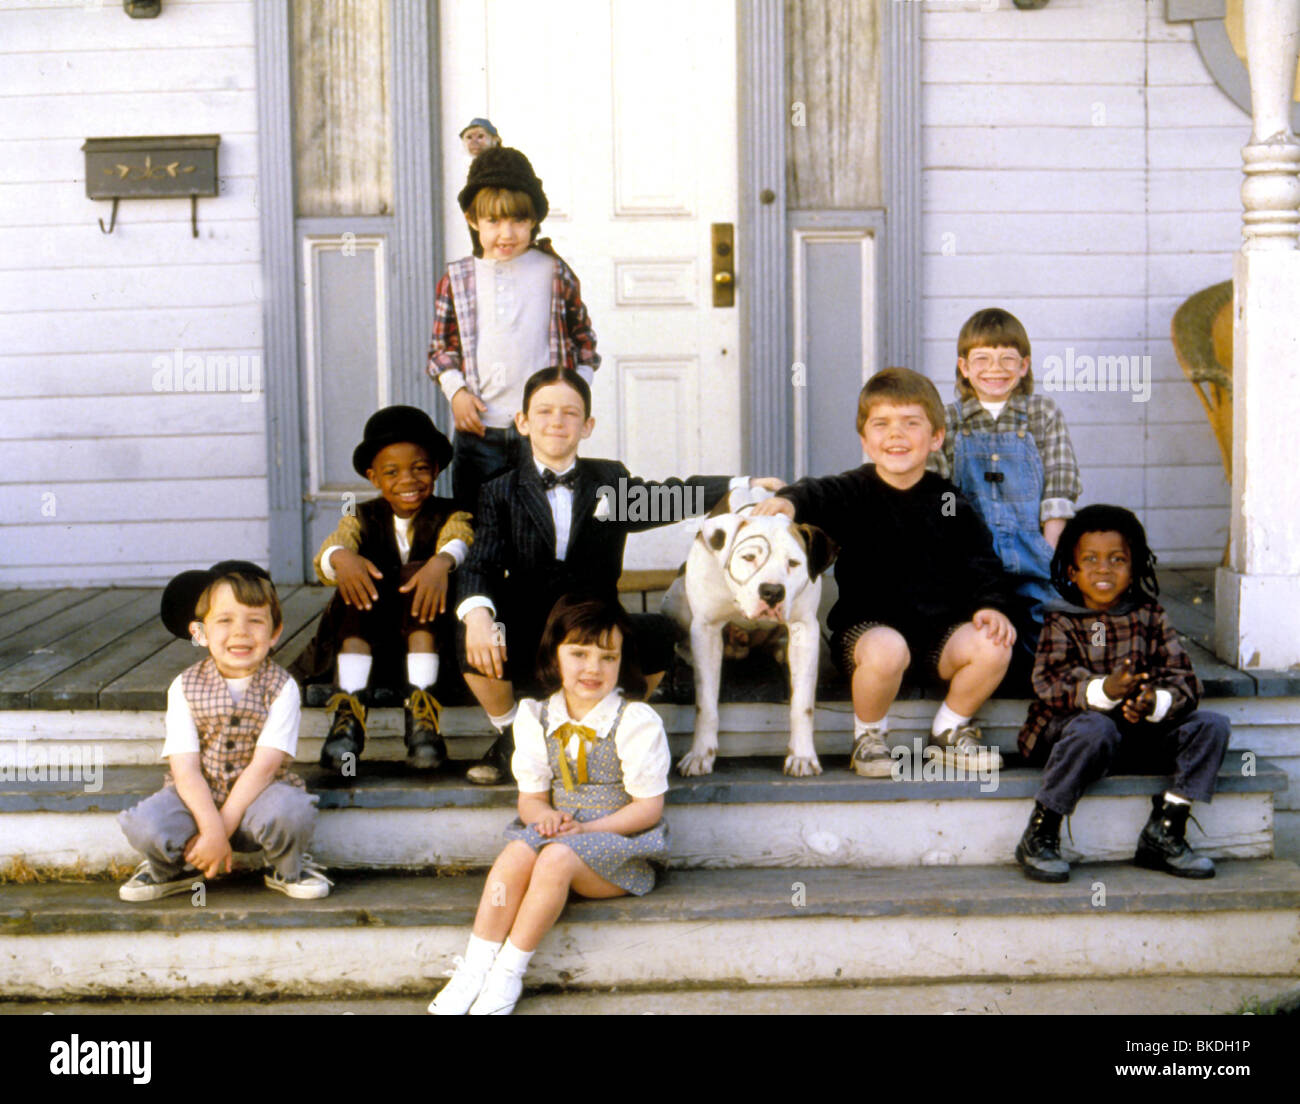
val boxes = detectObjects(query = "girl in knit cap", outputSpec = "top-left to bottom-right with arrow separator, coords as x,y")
426,146 -> 601,515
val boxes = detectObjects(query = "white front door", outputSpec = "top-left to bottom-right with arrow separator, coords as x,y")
439,0 -> 741,567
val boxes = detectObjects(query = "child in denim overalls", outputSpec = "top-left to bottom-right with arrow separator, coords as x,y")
932,309 -> 1081,676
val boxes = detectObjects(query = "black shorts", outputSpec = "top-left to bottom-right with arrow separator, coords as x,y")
831,618 -> 965,686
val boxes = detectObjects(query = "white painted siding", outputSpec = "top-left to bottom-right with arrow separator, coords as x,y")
921,0 -> 1241,564
0,0 -> 265,585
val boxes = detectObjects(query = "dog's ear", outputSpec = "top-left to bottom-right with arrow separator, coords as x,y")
697,513 -> 745,562
795,523 -> 838,581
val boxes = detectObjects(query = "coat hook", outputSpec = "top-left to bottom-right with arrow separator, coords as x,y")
98,197 -> 120,234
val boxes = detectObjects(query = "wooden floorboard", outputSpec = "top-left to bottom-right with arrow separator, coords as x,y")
0,589 -> 98,642
0,589 -> 144,677
271,586 -> 331,660
0,590 -> 53,617
0,590 -> 161,709
34,617 -> 176,710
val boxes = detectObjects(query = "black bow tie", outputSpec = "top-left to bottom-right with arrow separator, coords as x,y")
540,467 -> 579,490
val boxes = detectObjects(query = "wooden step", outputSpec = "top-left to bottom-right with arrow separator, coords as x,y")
3,861 -> 1298,998
1,756 -> 1284,874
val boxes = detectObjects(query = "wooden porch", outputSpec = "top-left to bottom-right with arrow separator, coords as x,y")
0,568 -> 1296,712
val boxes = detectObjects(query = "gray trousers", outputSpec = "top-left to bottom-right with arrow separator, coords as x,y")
1033,709 -> 1231,816
118,781 -> 318,882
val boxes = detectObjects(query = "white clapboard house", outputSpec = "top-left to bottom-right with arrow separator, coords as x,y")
2,0 -> 1299,1004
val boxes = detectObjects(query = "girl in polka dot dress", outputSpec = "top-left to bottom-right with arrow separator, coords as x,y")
429,594 -> 671,1015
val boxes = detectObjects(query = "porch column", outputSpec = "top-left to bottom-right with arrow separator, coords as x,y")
1215,0 -> 1300,668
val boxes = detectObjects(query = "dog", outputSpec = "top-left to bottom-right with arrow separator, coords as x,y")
663,489 -> 836,777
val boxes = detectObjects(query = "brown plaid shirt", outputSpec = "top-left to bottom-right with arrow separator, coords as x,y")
176,657 -> 302,805
1019,600 -> 1202,757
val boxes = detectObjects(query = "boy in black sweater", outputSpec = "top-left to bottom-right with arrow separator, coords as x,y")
755,368 -> 1014,777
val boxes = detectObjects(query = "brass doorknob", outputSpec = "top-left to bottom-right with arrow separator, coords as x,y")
714,272 -> 732,285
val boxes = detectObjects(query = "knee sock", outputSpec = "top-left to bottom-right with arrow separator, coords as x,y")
493,937 -> 534,978
407,652 -> 438,690
487,705 -> 518,733
854,714 -> 888,740
931,702 -> 970,738
465,931 -> 502,972
337,654 -> 372,695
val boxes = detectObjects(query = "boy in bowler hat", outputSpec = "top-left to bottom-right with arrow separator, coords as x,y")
290,406 -> 474,775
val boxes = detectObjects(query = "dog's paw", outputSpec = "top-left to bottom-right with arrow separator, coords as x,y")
677,748 -> 717,776
783,753 -> 823,777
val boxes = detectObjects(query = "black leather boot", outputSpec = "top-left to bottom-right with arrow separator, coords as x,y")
1134,794 -> 1215,878
321,690 -> 367,774
404,687 -> 446,770
466,728 -> 514,785
1015,801 -> 1070,883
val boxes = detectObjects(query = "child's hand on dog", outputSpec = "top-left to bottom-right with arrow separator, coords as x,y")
333,549 -> 383,610
1103,657 -> 1146,701
752,496 -> 794,518
401,553 -> 453,622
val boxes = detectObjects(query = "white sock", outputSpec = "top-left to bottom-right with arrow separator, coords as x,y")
494,937 -> 533,977
337,653 -> 372,694
487,705 -> 518,732
407,652 -> 438,689
931,702 -> 970,738
854,715 -> 888,739
1164,791 -> 1191,806
465,931 -> 502,971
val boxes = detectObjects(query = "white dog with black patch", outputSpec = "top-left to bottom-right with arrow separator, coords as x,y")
663,489 -> 836,777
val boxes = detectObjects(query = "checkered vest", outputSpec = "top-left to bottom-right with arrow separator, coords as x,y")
178,657 -> 303,805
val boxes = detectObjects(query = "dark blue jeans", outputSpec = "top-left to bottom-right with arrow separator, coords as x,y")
452,425 -> 523,514
1032,709 -> 1230,816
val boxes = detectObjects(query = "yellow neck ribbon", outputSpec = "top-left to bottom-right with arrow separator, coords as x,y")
552,722 -> 599,790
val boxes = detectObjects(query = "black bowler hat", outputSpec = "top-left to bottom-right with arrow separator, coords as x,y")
160,560 -> 272,640
351,405 -> 454,477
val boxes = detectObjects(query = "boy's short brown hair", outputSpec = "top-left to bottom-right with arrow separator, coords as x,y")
955,307 -> 1034,398
195,570 -> 282,632
466,187 -> 539,257
856,367 -> 946,435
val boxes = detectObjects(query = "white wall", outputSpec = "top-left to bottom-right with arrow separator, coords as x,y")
0,0 -> 266,585
920,0 -> 1242,565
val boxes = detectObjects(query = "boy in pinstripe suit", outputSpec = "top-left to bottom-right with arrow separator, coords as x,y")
455,367 -> 779,784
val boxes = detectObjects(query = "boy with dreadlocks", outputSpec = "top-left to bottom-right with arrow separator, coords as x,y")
1015,505 -> 1230,883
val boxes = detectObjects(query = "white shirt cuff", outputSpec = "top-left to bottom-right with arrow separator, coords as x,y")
440,370 -> 470,405
1041,498 -> 1076,524
438,539 -> 468,569
320,545 -> 346,582
457,595 -> 496,622
1148,688 -> 1173,723
728,476 -> 750,492
1086,678 -> 1123,711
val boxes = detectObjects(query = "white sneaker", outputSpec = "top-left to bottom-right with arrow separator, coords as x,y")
468,960 -> 524,1016
850,732 -> 894,778
118,861 -> 201,902
931,725 -> 1002,771
427,954 -> 493,1016
264,856 -> 334,900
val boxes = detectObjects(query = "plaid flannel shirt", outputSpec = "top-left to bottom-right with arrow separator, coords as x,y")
426,248 -> 599,396
929,391 -> 1081,524
174,657 -> 303,805
1018,600 -> 1203,757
